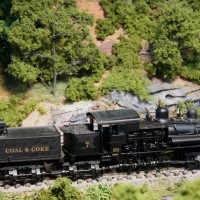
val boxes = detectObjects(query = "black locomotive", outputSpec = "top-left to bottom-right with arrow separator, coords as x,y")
0,106 -> 200,184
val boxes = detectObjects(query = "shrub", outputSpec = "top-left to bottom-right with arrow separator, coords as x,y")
37,178 -> 81,200
36,105 -> 46,115
0,191 -> 5,200
84,183 -> 112,200
112,183 -> 160,200
144,62 -> 156,77
174,179 -> 200,200
112,36 -> 142,69
101,67 -> 149,100
96,18 -> 115,40
174,101 -> 194,117
65,77 -> 99,101
0,96 -> 37,127
179,64 -> 200,85
153,37 -> 183,81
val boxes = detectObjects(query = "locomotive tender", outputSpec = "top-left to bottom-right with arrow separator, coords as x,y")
0,106 -> 200,183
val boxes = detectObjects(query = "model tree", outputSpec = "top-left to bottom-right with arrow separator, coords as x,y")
153,0 -> 200,81
6,0 -> 104,95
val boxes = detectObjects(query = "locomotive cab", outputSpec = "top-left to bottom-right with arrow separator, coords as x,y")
87,109 -> 140,156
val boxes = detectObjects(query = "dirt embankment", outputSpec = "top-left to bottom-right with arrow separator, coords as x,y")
77,0 -> 104,19
77,0 -> 124,55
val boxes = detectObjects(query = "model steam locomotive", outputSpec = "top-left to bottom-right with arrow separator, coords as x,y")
0,106 -> 200,183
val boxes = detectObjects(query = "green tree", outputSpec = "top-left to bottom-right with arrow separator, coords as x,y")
153,37 -> 183,80
0,0 -> 11,69
6,0 -> 104,95
153,0 -> 200,80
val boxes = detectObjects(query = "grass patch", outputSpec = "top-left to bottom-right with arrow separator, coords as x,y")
25,81 -> 67,104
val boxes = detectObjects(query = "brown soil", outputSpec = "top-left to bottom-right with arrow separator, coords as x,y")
0,75 -> 11,100
77,0 -> 124,55
77,0 -> 104,19
98,28 -> 124,55
94,70 -> 110,88
0,86 -> 11,100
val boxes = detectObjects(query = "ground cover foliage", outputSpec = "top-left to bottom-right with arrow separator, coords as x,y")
2,177 -> 200,200
0,95 -> 37,127
0,178 -> 160,200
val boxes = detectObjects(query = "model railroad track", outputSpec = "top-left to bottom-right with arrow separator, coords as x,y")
1,167 -> 200,195
0,159 -> 196,187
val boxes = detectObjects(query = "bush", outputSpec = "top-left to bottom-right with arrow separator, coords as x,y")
144,62 -> 156,77
153,37 -> 183,81
174,179 -> 200,200
36,105 -> 46,115
112,183 -> 160,200
101,67 -> 149,100
0,191 -> 5,200
96,18 -> 115,40
179,64 -> 200,85
37,178 -> 81,200
84,183 -> 112,200
112,36 -> 142,69
65,77 -> 99,101
0,96 -> 37,127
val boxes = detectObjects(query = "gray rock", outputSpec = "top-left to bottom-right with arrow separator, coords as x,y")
117,176 -> 123,181
70,113 -> 87,123
15,183 -> 21,188
182,170 -> 188,175
45,181 -> 52,186
4,184 -> 10,189
97,177 -> 103,182
77,179 -> 83,184
126,175 -> 132,180
25,183 -> 31,187
174,171 -> 180,176
136,174 -> 143,179
107,177 -> 113,182
87,178 -> 93,183
192,170 -> 197,174
36,182 -> 42,186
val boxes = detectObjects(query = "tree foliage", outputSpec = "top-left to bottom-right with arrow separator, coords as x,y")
97,0 -> 155,39
5,0 -> 106,95
0,0 -> 200,101
101,36 -> 150,99
152,0 -> 200,81
153,37 -> 183,80
98,0 -> 200,85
